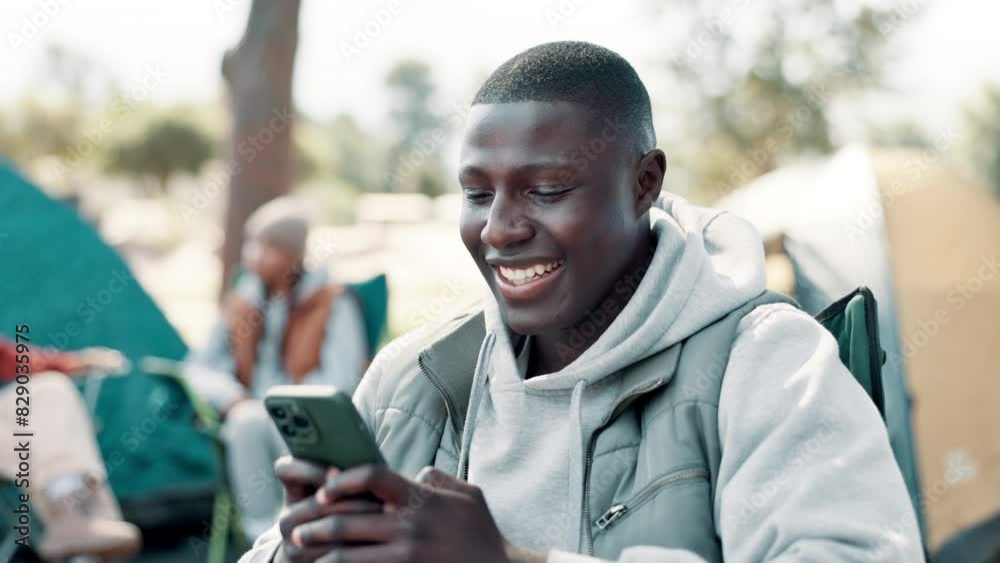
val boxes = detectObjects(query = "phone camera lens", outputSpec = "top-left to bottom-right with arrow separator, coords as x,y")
280,424 -> 296,436
269,406 -> 287,419
292,415 -> 309,428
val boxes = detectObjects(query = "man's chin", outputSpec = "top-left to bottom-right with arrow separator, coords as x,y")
496,302 -> 556,337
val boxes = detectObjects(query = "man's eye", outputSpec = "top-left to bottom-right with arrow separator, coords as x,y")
530,185 -> 573,199
463,189 -> 493,204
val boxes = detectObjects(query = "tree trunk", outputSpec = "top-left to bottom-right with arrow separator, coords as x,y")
220,0 -> 301,295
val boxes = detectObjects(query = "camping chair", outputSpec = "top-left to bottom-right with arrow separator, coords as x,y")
0,365 -> 246,563
140,358 -> 250,563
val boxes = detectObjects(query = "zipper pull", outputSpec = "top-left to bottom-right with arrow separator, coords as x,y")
595,504 -> 628,530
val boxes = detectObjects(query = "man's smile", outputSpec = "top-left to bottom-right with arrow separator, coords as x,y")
490,259 -> 566,301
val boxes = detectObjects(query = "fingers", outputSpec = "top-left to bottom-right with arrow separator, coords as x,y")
280,495 -> 326,538
275,456 -> 330,485
278,544 -> 330,563
315,543 -> 411,563
280,495 -> 383,536
415,466 -> 479,495
293,513 -> 409,547
276,457 -> 335,502
319,465 -> 424,507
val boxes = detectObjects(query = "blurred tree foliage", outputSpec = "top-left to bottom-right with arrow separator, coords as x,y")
868,120 -> 932,150
384,60 -> 450,197
328,114 -> 384,192
0,100 -> 81,162
105,119 -> 215,192
963,84 -> 1000,198
657,0 -> 912,202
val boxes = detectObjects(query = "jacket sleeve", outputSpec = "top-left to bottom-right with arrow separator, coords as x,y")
237,524 -> 282,563
547,304 -> 923,563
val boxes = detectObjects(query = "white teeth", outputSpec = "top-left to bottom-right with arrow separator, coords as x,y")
498,261 -> 563,285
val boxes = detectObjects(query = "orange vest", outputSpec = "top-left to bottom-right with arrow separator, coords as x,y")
225,283 -> 344,386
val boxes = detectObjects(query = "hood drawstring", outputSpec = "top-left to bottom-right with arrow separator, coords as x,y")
457,332 -> 495,479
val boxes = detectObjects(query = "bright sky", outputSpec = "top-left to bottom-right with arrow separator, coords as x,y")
2,0 -> 999,134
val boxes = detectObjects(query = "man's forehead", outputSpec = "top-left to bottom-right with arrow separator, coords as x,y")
462,101 -> 600,147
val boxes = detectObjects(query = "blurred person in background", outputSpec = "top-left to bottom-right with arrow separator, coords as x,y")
0,340 -> 141,561
185,197 -> 368,539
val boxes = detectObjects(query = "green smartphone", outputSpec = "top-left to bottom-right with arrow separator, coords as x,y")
264,385 -> 386,468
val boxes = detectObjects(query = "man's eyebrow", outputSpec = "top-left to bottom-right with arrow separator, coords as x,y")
514,160 -> 575,174
458,164 -> 487,179
459,160 -> 575,179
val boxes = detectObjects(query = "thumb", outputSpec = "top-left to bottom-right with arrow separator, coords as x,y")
415,467 -> 478,495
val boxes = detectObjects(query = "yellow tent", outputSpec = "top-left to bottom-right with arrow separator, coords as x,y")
719,145 -> 1000,560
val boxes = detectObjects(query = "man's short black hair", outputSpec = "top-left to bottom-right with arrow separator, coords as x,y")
473,41 -> 656,152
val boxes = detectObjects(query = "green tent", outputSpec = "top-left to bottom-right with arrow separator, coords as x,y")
0,160 -> 219,533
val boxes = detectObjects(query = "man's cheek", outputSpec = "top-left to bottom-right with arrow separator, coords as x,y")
459,223 -> 483,256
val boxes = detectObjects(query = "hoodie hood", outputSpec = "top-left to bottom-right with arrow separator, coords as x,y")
482,196 -> 769,390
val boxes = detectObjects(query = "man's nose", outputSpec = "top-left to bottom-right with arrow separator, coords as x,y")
481,196 -> 533,249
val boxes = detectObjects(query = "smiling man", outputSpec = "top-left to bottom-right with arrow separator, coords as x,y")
241,41 -> 922,563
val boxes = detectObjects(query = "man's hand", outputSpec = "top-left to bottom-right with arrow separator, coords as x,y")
290,464 -> 545,563
273,457 -> 382,563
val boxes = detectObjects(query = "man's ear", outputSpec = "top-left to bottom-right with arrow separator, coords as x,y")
634,148 -> 666,217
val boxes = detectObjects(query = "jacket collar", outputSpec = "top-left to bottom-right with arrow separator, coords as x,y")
417,310 -> 681,442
